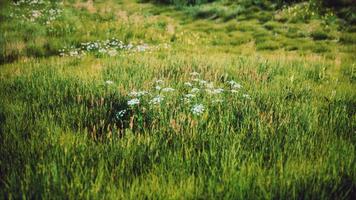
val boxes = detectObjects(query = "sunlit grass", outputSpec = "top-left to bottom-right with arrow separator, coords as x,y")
0,0 -> 355,199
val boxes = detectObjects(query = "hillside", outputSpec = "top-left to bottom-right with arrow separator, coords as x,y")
0,0 -> 355,199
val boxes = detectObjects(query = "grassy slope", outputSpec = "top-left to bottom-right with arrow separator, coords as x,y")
0,0 -> 355,199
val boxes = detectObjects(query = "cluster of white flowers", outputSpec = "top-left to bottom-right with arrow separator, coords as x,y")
191,88 -> 200,93
59,38 -> 170,57
228,80 -> 242,89
184,82 -> 193,87
191,104 -> 205,115
120,73 -> 250,119
116,109 -> 127,119
149,95 -> 164,105
129,90 -> 149,97
11,0 -> 62,25
127,98 -> 140,106
161,87 -> 175,92
183,93 -> 195,103
207,88 -> 224,95
105,80 -> 114,85
242,94 -> 251,99
13,0 -> 45,6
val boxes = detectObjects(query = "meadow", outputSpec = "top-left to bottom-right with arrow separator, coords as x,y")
0,0 -> 355,199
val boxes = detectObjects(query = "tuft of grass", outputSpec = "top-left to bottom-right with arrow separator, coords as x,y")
256,40 -> 281,50
310,29 -> 333,40
340,32 -> 356,44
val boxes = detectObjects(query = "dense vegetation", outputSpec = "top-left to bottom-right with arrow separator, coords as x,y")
1,0 -> 355,199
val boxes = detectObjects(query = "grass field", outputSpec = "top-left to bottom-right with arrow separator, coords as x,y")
0,0 -> 355,199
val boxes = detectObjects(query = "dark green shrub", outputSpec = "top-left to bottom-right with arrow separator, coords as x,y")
310,29 -> 331,40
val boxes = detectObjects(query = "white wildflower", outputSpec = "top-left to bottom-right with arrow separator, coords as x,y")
242,94 -> 251,99
105,80 -> 114,85
184,94 -> 196,98
213,88 -> 224,94
190,72 -> 200,76
156,79 -> 164,84
191,88 -> 200,93
199,80 -> 207,85
116,109 -> 127,119
184,82 -> 192,87
129,90 -> 148,97
107,49 -> 117,56
228,80 -> 237,85
31,10 -> 41,19
127,98 -> 140,106
136,44 -> 149,52
162,87 -> 175,92
191,104 -> 205,115
149,95 -> 164,105
228,80 -> 242,89
232,83 -> 242,89
69,50 -> 79,57
126,43 -> 133,49
98,48 -> 107,54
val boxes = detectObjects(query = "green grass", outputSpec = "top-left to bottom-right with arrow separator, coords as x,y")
1,0 -> 355,199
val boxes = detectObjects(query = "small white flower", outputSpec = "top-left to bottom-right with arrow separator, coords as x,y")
232,83 -> 242,89
107,49 -> 117,56
228,80 -> 242,89
69,50 -> 79,57
156,80 -> 164,84
127,98 -> 140,106
162,87 -> 175,92
199,80 -> 207,85
149,95 -> 164,105
242,94 -> 251,99
129,90 -> 148,97
231,89 -> 238,93
191,88 -> 200,93
190,72 -> 200,76
136,44 -> 149,52
126,43 -> 133,49
191,104 -> 205,115
184,82 -> 192,87
155,85 -> 161,90
99,48 -> 107,54
31,10 -> 41,18
116,109 -> 127,119
228,80 -> 237,85
105,80 -> 114,85
129,91 -> 139,97
213,88 -> 224,94
184,94 -> 196,98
